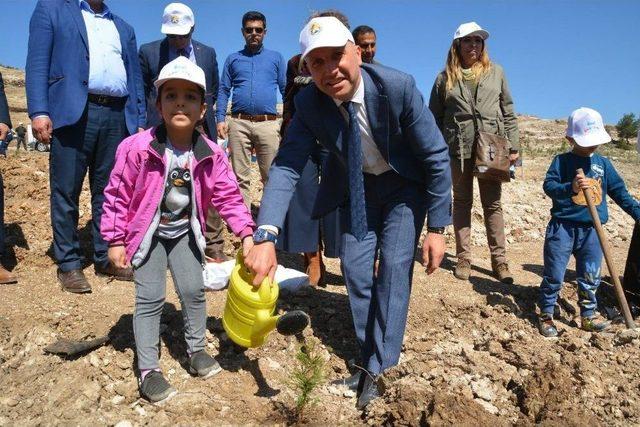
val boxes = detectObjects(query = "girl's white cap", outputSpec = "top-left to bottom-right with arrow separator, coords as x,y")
453,22 -> 489,41
566,107 -> 611,147
154,56 -> 206,91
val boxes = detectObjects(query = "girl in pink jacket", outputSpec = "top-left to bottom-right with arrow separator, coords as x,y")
101,57 -> 255,403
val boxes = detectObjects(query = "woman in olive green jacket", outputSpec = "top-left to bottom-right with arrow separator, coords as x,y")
428,22 -> 519,284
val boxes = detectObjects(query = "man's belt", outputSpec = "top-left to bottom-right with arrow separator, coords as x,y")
231,113 -> 278,122
88,93 -> 127,106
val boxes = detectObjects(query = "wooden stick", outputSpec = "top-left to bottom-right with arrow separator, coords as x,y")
577,168 -> 635,328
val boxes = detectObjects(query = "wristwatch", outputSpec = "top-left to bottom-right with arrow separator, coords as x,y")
427,227 -> 445,234
253,228 -> 278,244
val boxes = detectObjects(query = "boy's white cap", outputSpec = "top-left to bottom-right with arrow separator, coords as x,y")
566,107 -> 611,147
299,17 -> 354,66
154,56 -> 205,91
453,22 -> 489,41
161,3 -> 194,35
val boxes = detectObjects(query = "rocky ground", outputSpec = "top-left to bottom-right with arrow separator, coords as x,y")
2,66 -> 640,425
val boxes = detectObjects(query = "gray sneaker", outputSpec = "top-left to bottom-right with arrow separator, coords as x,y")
538,313 -> 558,338
188,351 -> 222,379
139,371 -> 177,403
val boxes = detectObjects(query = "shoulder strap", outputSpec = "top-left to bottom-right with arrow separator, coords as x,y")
458,78 -> 484,133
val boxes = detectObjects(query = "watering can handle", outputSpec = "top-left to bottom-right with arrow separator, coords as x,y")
236,250 -> 274,302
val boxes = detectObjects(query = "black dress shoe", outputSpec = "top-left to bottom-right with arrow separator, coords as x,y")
356,373 -> 380,410
57,269 -> 92,293
330,371 -> 362,392
95,264 -> 134,281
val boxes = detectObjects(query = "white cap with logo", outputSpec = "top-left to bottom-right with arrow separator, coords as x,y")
453,22 -> 489,41
299,16 -> 354,66
154,56 -> 206,91
161,2 -> 194,36
566,107 -> 611,147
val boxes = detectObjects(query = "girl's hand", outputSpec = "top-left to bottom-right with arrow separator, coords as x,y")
242,236 -> 254,258
108,245 -> 129,269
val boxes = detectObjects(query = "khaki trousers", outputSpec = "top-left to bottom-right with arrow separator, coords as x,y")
204,208 -> 225,255
227,117 -> 281,207
451,158 -> 507,267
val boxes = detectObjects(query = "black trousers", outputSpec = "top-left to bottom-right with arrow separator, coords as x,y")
623,222 -> 640,304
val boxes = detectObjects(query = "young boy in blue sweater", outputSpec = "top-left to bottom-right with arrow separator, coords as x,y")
538,107 -> 640,337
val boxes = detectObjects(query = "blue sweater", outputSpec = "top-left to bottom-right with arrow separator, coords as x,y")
543,152 -> 640,224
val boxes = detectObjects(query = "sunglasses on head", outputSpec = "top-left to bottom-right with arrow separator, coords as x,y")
243,27 -> 264,34
167,33 -> 190,40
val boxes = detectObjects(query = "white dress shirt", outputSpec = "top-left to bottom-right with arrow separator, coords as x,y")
333,75 -> 391,175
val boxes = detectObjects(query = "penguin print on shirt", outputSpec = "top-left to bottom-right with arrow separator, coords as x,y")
160,166 -> 192,223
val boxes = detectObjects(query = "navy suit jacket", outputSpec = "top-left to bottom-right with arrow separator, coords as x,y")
0,73 -> 11,128
258,63 -> 452,229
26,0 -> 145,135
138,38 -> 218,139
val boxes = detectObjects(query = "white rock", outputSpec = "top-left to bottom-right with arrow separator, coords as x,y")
475,398 -> 499,415
114,421 -> 133,427
471,378 -> 495,402
134,405 -> 147,417
111,395 -> 125,405
327,385 -> 342,396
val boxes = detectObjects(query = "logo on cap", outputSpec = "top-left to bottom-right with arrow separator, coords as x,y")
310,22 -> 321,35
171,14 -> 180,24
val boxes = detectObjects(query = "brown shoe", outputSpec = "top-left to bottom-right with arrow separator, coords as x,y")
95,264 -> 134,282
0,265 -> 17,284
57,269 -> 91,293
493,263 -> 514,284
454,259 -> 471,280
204,247 -> 230,262
304,251 -> 325,287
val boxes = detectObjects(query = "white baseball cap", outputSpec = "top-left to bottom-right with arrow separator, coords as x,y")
161,3 -> 194,36
299,16 -> 354,66
453,22 -> 489,41
566,107 -> 611,147
154,56 -> 206,91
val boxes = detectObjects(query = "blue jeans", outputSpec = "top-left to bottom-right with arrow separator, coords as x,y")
50,100 -> 127,272
539,219 -> 603,318
340,171 -> 426,375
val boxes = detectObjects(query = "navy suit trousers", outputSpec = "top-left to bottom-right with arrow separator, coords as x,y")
275,155 -> 341,257
50,101 -> 127,272
340,171 -> 427,375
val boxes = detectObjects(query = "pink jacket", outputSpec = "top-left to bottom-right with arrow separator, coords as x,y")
101,126 -> 255,263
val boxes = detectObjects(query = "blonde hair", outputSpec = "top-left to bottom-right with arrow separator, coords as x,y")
444,39 -> 491,91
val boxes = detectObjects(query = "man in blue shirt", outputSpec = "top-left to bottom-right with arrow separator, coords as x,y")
216,11 -> 286,208
26,0 -> 146,292
138,3 -> 227,262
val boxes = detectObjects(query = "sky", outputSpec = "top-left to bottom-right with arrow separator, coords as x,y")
0,0 -> 638,124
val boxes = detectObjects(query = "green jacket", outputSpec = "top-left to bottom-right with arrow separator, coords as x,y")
428,63 -> 519,160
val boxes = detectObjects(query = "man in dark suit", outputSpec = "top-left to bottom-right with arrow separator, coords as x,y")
138,2 -> 227,261
0,72 -> 18,284
26,0 -> 146,292
245,16 -> 452,409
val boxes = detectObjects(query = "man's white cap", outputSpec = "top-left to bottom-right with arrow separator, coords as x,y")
299,16 -> 354,66
161,3 -> 194,35
154,56 -> 205,91
566,107 -> 611,147
453,22 -> 489,41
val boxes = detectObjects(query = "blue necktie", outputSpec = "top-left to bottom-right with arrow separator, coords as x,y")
178,49 -> 188,58
344,101 -> 367,241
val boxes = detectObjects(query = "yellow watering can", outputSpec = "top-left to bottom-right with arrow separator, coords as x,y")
222,251 -> 310,348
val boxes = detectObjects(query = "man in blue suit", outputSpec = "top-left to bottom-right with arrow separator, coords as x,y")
0,72 -> 18,284
245,16 -> 452,409
26,0 -> 146,293
138,2 -> 227,261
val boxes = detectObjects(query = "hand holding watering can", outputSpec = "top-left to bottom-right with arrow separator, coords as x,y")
222,251 -> 310,348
